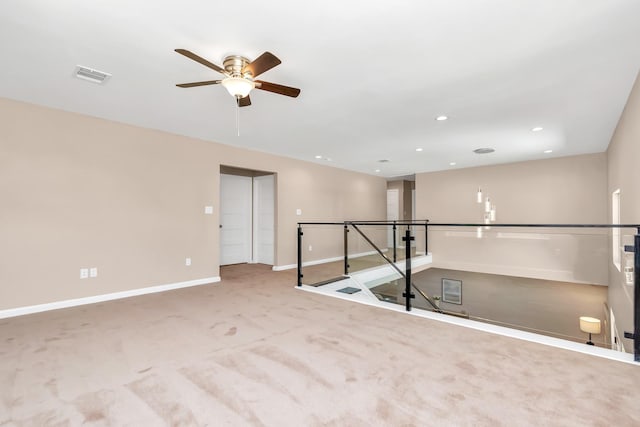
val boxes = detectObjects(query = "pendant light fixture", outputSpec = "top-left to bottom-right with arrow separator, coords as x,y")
484,212 -> 492,230
476,186 -> 498,237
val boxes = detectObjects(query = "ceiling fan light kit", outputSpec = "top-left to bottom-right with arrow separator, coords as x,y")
221,77 -> 255,98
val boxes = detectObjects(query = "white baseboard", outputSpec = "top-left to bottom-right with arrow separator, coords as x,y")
272,249 -> 387,271
0,276 -> 221,319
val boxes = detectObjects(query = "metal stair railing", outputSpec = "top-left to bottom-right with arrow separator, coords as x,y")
349,222 -> 442,313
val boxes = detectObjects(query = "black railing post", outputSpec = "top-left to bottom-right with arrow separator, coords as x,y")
344,223 -> 349,275
393,221 -> 397,263
402,228 -> 415,311
297,225 -> 303,286
634,228 -> 640,362
425,220 -> 429,254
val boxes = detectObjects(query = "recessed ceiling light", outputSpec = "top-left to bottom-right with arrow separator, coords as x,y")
325,158 -> 332,162
449,162 -> 457,166
473,148 -> 495,154
314,155 -> 322,159
435,115 -> 448,121
531,127 -> 543,132
543,149 -> 553,154
378,159 -> 390,163
375,169 -> 381,173
415,148 -> 423,152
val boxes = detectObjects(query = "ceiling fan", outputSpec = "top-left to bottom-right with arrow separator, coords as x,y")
175,49 -> 301,107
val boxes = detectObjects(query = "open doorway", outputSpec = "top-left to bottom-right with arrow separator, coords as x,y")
386,176 -> 416,248
220,166 -> 275,266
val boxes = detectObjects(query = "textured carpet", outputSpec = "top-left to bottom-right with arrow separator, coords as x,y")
1,264 -> 639,426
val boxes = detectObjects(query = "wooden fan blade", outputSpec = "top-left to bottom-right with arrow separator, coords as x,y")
237,95 -> 252,107
243,52 -> 281,78
176,80 -> 221,88
255,81 -> 301,98
175,49 -> 226,75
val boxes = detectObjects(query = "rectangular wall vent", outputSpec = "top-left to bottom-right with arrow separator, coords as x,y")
75,65 -> 111,84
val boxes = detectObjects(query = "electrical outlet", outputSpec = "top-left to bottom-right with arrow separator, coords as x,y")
80,268 -> 89,279
296,209 -> 302,216
89,268 -> 98,278
185,258 -> 191,266
308,245 -> 313,251
204,206 -> 213,214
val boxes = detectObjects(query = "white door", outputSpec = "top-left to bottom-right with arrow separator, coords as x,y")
387,189 -> 399,248
220,174 -> 252,265
253,175 -> 275,265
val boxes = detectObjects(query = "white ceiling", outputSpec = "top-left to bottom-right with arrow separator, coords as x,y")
2,1 -> 640,178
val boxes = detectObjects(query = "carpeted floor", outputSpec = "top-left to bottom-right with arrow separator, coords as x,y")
1,264 -> 639,426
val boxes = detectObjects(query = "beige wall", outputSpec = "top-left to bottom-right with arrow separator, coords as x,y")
415,154 -> 608,284
607,71 -> 640,350
416,154 -> 607,223
0,98 -> 386,310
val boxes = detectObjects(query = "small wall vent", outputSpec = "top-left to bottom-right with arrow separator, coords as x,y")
74,65 -> 111,84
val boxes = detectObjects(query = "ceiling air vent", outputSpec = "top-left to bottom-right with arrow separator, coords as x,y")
74,65 -> 111,84
473,148 -> 495,154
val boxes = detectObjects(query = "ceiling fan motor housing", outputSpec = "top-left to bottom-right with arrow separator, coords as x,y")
224,55 -> 252,78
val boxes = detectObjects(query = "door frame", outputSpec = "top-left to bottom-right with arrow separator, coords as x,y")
219,167 -> 276,266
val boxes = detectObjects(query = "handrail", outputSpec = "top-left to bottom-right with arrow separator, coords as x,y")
425,223 -> 640,229
349,223 -> 442,313
298,221 -> 640,229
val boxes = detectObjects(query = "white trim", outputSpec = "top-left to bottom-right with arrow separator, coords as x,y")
273,264 -> 298,271
0,276 -> 221,319
272,249 -> 387,271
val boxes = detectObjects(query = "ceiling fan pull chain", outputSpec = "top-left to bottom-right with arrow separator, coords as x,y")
236,95 -> 240,136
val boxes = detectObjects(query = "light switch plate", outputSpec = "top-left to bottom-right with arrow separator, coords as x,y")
204,206 -> 213,214
89,268 -> 98,278
296,209 -> 302,216
185,258 -> 191,266
80,268 -> 89,279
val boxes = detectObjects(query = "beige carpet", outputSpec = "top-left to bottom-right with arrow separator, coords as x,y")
1,264 -> 639,426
